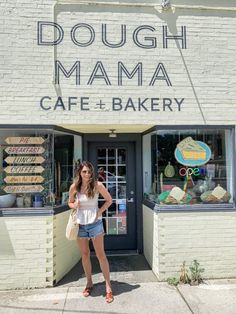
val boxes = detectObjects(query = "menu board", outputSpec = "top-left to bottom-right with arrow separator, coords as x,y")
4,166 -> 44,174
4,176 -> 44,184
4,185 -> 44,193
3,137 -> 45,193
5,137 -> 45,145
5,146 -> 45,154
5,156 -> 45,164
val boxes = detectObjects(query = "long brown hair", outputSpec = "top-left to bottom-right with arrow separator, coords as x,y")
74,161 -> 96,198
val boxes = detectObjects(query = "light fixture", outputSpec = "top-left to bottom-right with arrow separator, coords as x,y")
109,129 -> 117,138
161,0 -> 171,10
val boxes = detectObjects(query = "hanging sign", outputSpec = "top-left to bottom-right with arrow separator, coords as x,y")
4,166 -> 44,174
5,146 -> 45,155
4,176 -> 44,184
4,185 -> 44,193
174,137 -> 211,167
5,156 -> 45,164
5,137 -> 45,145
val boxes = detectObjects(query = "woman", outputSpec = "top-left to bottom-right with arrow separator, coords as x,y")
68,161 -> 114,303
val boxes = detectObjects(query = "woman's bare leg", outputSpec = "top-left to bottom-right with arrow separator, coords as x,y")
77,238 -> 93,288
92,234 -> 112,293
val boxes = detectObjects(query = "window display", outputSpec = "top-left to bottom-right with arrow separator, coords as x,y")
0,127 -> 82,209
143,128 -> 234,206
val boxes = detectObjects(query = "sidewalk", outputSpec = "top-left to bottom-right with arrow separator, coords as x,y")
1,255 -> 236,314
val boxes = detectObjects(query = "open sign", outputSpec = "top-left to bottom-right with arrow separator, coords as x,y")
179,167 -> 207,177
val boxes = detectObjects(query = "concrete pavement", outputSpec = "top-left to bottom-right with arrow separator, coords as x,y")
1,255 -> 236,314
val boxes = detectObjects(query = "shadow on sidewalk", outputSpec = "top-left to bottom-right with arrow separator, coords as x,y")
57,254 -> 158,287
88,280 -> 141,297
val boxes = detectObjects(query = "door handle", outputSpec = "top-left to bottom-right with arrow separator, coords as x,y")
127,197 -> 134,203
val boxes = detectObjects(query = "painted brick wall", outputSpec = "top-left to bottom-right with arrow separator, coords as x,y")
142,204 -> 154,268
1,0 -> 236,126
53,210 -> 81,284
143,205 -> 236,281
0,216 -> 54,290
0,211 -> 81,290
157,211 -> 236,280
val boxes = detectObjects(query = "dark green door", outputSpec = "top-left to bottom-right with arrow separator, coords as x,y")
89,142 -> 136,251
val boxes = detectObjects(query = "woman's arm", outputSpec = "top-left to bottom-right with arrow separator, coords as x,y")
68,183 -> 78,210
96,181 -> 112,217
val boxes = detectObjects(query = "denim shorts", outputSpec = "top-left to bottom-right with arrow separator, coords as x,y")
78,219 -> 104,239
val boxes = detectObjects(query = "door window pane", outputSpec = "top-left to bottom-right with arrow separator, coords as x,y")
117,166 -> 126,180
107,201 -> 117,217
118,183 -> 126,199
107,218 -> 117,235
107,148 -> 115,164
107,166 -> 116,179
118,149 -> 126,164
97,148 -> 106,165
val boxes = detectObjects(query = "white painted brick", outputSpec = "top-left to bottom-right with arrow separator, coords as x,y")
0,210 -> 81,289
53,211 -> 81,283
0,1 -> 235,125
143,205 -> 236,281
0,215 -> 53,289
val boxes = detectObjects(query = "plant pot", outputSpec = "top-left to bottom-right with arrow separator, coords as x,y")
0,194 -> 16,208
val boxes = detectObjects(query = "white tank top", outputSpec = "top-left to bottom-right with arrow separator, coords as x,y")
76,192 -> 101,225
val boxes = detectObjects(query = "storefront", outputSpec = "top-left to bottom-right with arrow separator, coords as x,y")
0,0 -> 236,289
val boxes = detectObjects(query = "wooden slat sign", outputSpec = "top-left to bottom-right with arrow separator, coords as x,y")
5,156 -> 45,164
4,185 -> 44,193
5,146 -> 45,155
4,166 -> 44,174
5,137 -> 45,145
4,176 -> 44,184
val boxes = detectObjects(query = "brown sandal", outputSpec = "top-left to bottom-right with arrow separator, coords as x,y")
83,286 -> 93,297
105,291 -> 114,303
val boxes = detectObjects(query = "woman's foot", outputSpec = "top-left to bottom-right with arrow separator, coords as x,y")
83,286 -> 93,297
105,291 -> 114,303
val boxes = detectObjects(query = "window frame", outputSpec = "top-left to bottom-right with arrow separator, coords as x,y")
142,125 -> 236,212
0,124 -> 83,210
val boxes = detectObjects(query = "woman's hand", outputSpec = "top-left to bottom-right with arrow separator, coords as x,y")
96,208 -> 103,220
68,199 -> 79,210
73,199 -> 80,210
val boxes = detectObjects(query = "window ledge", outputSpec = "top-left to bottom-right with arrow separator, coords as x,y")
0,205 -> 69,217
143,199 -> 236,213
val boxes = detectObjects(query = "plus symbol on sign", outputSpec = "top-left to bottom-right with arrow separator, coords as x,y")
96,100 -> 106,109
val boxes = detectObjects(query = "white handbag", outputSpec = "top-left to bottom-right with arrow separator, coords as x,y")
65,210 -> 79,240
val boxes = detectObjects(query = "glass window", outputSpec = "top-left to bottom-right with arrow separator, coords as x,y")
0,128 -> 82,209
0,128 -> 54,208
143,128 -> 234,206
54,132 -> 82,207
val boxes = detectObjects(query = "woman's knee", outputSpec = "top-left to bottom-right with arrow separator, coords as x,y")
78,239 -> 90,254
81,249 -> 90,259
96,251 -> 107,262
